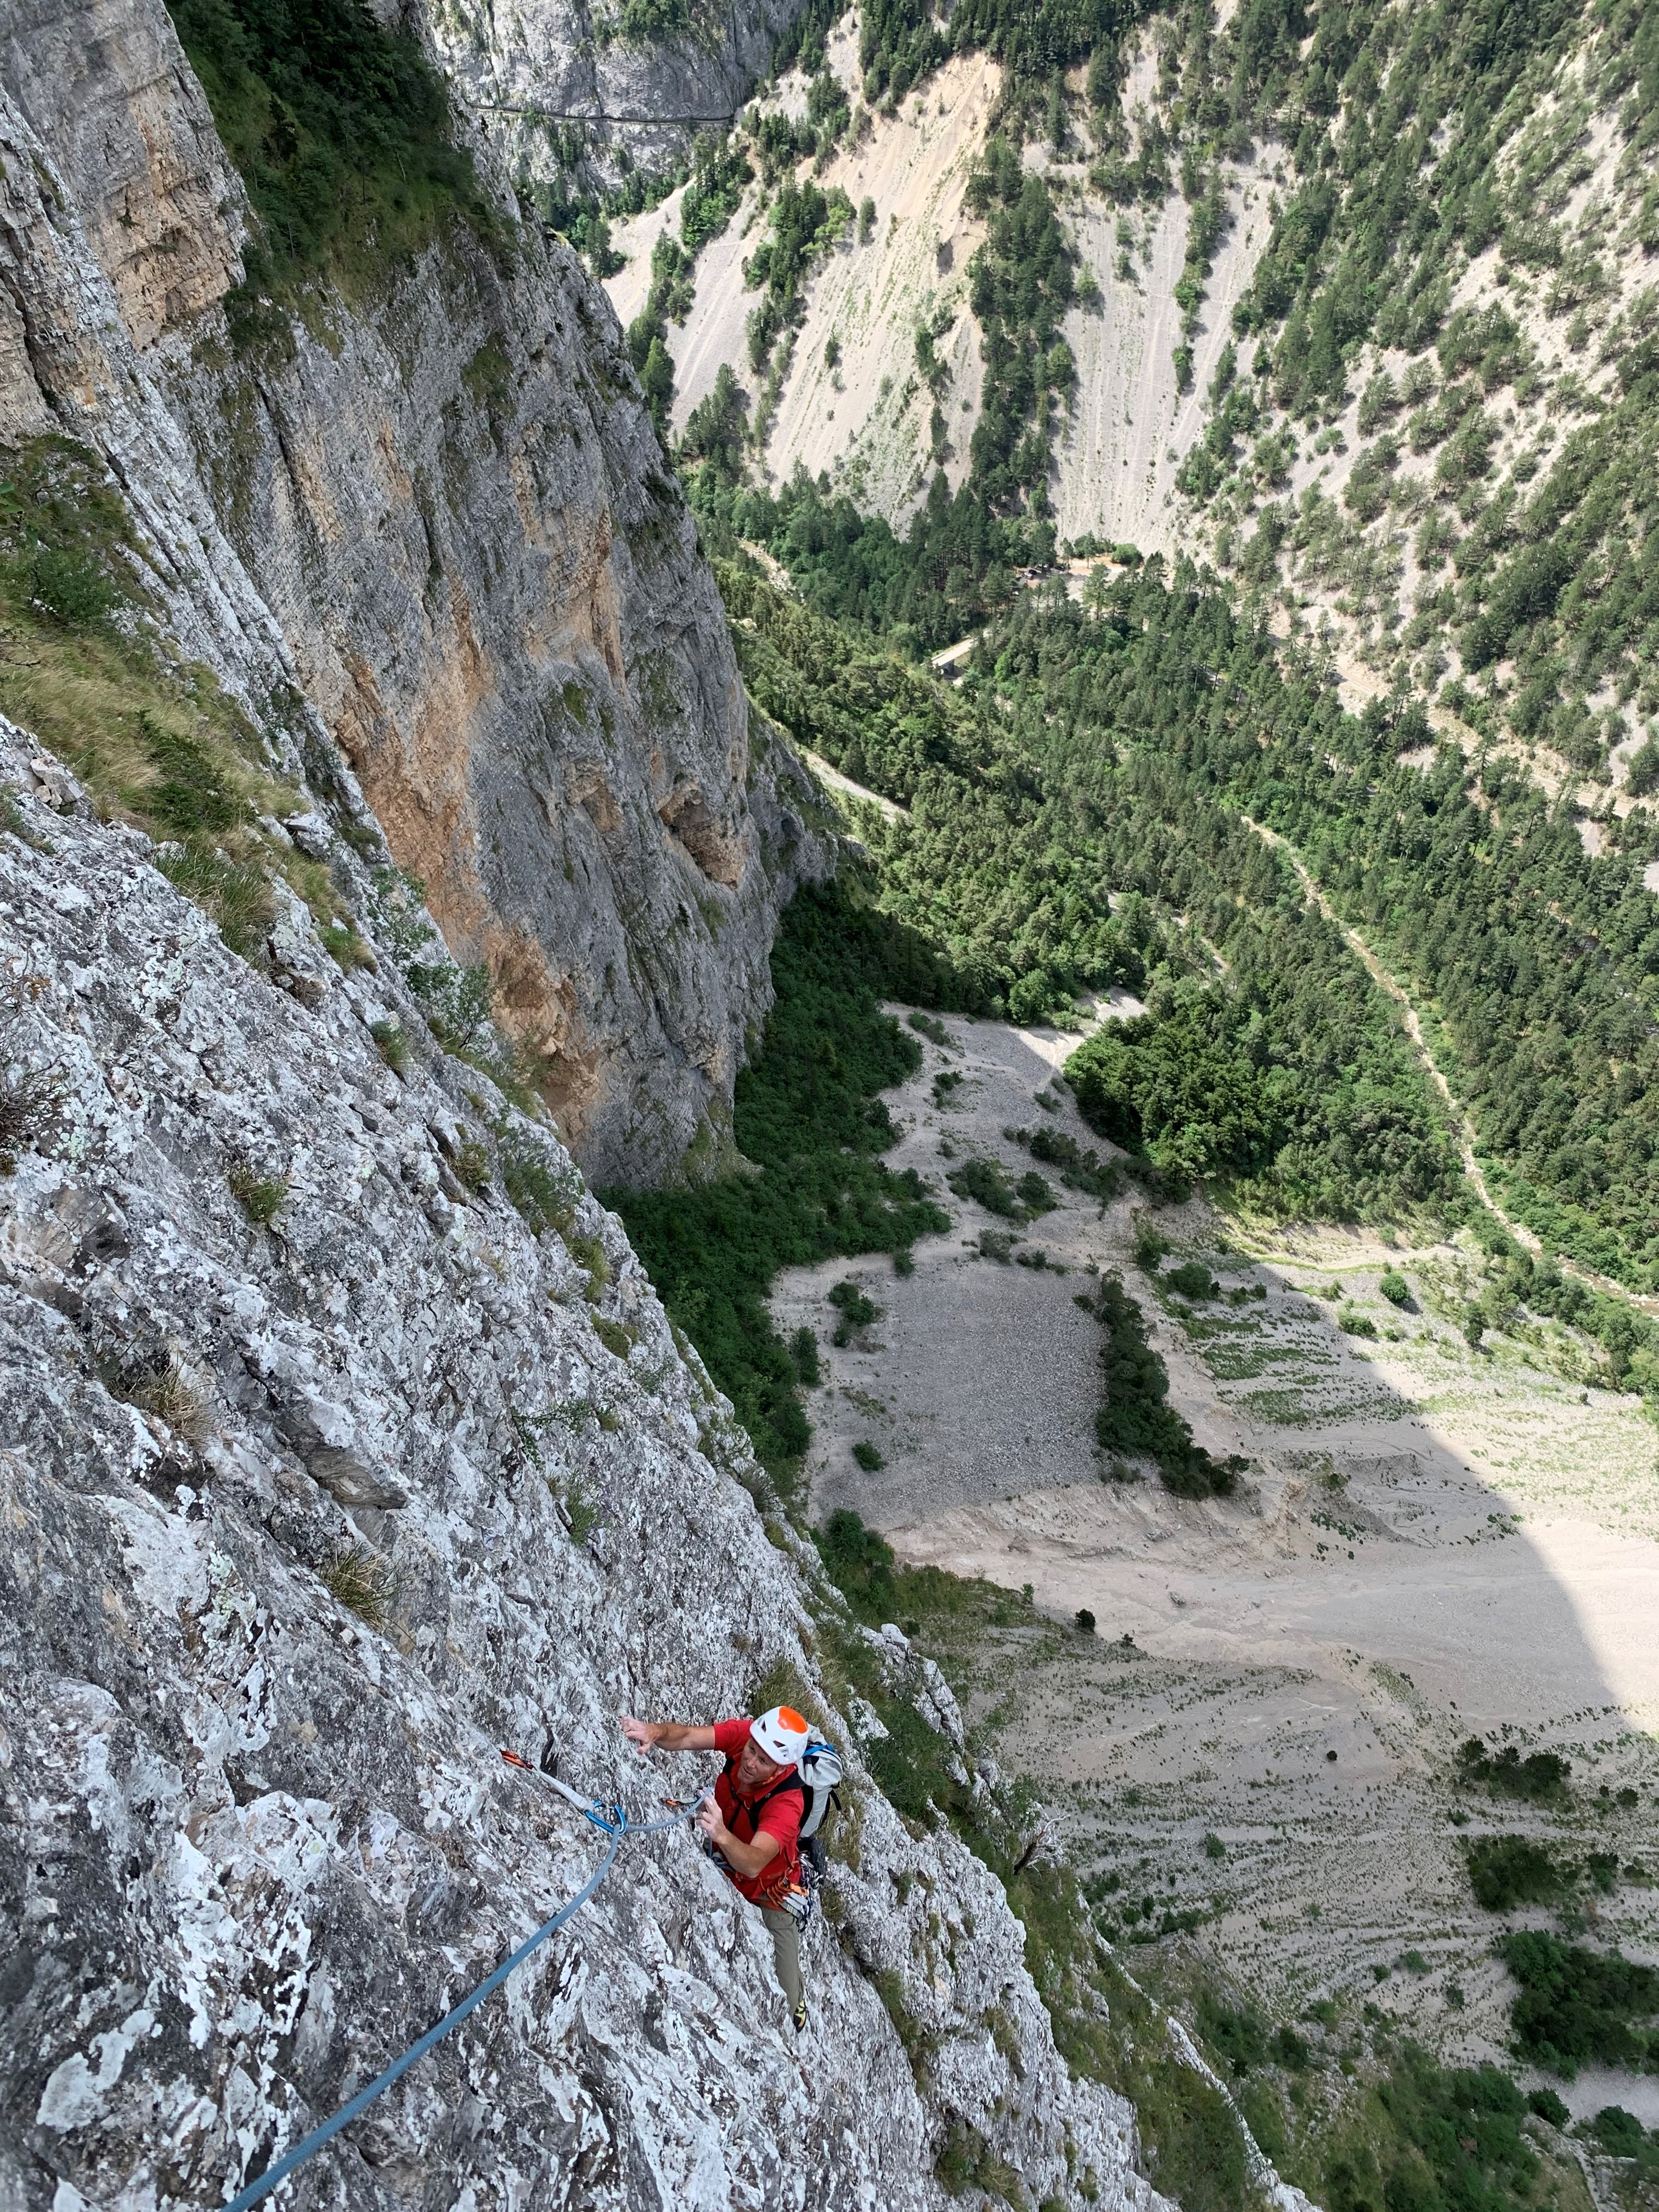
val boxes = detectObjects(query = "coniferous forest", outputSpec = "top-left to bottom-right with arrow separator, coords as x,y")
722,558 -> 1659,1303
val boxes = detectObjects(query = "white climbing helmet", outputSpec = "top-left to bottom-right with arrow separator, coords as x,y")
750,1705 -> 811,1770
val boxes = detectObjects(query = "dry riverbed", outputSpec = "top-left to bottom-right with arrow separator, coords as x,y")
772,1006 -> 1659,2123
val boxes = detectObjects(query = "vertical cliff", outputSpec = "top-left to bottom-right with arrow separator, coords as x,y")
0,720 -> 1163,2209
428,0 -> 812,192
0,0 -> 827,1188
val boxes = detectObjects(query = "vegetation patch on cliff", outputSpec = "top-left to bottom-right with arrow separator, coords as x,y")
0,436 -> 360,957
166,0 -> 505,338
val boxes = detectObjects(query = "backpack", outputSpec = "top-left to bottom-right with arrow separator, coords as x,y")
720,1738 -> 844,1845
798,1737 -> 843,1842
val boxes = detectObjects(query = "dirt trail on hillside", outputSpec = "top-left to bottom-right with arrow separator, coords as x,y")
1243,815 -> 1659,1320
1242,816 -> 1515,1226
771,1002 -> 1659,2112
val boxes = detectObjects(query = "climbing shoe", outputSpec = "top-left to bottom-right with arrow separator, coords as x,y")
791,1996 -> 808,2034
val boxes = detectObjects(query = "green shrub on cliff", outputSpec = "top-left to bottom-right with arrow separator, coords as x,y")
166,0 -> 504,329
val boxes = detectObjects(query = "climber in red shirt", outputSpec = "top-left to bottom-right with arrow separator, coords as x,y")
621,1704 -> 812,2030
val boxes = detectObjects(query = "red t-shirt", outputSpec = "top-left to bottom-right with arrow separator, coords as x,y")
711,1717 -> 803,1904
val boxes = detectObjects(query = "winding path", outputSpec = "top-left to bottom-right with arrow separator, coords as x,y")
1242,815 -> 1659,1319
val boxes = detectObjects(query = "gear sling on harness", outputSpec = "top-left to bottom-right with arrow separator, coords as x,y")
216,1756 -> 701,2212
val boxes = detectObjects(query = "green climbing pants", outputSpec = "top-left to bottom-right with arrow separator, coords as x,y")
759,1906 -> 803,2011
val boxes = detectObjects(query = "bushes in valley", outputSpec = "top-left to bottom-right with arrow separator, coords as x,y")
716,558 -> 993,815
727,561 -> 1458,1218
1497,1931 -> 1659,2076
608,879 -> 951,1489
829,1278 -> 882,1344
1091,1274 -> 1238,1498
947,1156 -> 1025,1218
1458,1738 -> 1572,1804
1465,1835 -> 1573,1911
1068,988 -> 1302,1192
1012,1121 -> 1126,1201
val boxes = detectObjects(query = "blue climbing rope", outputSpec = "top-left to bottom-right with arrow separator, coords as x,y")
220,1785 -> 700,2212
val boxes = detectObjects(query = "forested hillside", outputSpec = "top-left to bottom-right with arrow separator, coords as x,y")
1163,0 -> 1658,786
545,0 -> 1659,1344
726,555 -> 1659,1309
585,0 -> 1656,761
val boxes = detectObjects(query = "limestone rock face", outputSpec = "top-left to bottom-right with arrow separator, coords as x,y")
0,725 -> 1163,2210
430,0 -> 815,190
0,0 -> 828,1188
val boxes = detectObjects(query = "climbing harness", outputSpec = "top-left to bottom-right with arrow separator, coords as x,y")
218,1753 -> 702,2212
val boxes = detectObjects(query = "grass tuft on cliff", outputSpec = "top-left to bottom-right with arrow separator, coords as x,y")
164,0 -> 506,334
0,435 -> 356,957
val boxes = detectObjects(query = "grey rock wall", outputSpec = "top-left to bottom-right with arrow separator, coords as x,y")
430,0 -> 814,191
0,724 -> 1163,2210
0,0 -> 830,1189
0,6 -> 1175,2200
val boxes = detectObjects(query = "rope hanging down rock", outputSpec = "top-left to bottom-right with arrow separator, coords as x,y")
219,1758 -> 702,2212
